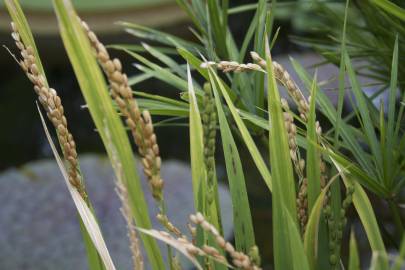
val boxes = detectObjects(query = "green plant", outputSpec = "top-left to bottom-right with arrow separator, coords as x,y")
5,0 -> 405,269
294,0 -> 405,90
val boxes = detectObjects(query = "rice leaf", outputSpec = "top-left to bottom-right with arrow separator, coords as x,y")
177,47 -> 243,108
345,52 -> 383,179
326,149 -> 388,196
119,21 -> 203,52
188,65 -> 224,269
207,0 -> 227,58
210,73 -> 256,253
306,72 -> 321,212
348,229 -> 361,270
304,174 -> 337,270
333,0 -> 349,147
265,42 -> 297,270
284,206 -> 310,270
290,57 -> 379,183
187,64 -> 206,212
370,0 -> 405,21
134,91 -> 189,108
207,69 -> 272,192
385,36 -> 399,189
120,47 -> 191,93
38,105 -> 116,270
333,159 -> 388,269
142,43 -> 187,78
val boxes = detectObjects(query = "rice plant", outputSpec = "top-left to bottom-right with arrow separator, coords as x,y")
4,0 -> 405,269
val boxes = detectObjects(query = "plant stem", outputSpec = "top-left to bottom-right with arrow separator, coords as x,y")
388,199 -> 404,241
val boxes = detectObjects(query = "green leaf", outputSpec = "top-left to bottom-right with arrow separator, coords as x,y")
370,0 -> 405,21
266,43 -> 297,270
290,57 -> 380,185
207,0 -> 227,58
187,64 -> 206,213
333,160 -> 388,269
177,47 -> 242,108
119,21 -> 202,52
304,175 -> 337,270
136,98 -> 188,117
79,221 -> 105,270
325,148 -> 388,197
385,36 -> 399,189
118,47 -> 192,93
345,52 -> 383,179
188,65 -> 225,270
333,0 -> 348,147
348,229 -> 361,270
207,69 -> 272,192
284,207 -> 310,270
306,73 -> 321,212
142,43 -> 187,78
52,1 -> 164,268
211,74 -> 256,253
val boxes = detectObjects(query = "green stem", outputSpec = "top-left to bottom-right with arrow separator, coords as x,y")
388,199 -> 404,241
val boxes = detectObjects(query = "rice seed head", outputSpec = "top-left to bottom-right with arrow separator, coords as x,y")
297,178 -> 308,233
189,212 -> 262,270
10,22 -> 87,201
156,213 -> 183,238
250,51 -> 310,122
81,19 -> 164,201
200,60 -> 264,73
202,83 -> 217,205
325,185 -> 354,266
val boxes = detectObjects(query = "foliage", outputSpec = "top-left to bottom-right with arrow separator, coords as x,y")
294,0 -> 405,91
5,0 -> 405,269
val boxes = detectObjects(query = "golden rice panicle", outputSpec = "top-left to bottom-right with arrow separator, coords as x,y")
10,22 -> 87,200
201,60 -> 264,73
81,20 -> 164,201
250,51 -> 310,122
281,98 -> 305,180
156,213 -> 183,238
190,212 -> 262,270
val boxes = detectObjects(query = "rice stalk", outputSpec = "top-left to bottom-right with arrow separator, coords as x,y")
10,22 -> 87,201
81,20 -> 164,203
81,18 -> 182,227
